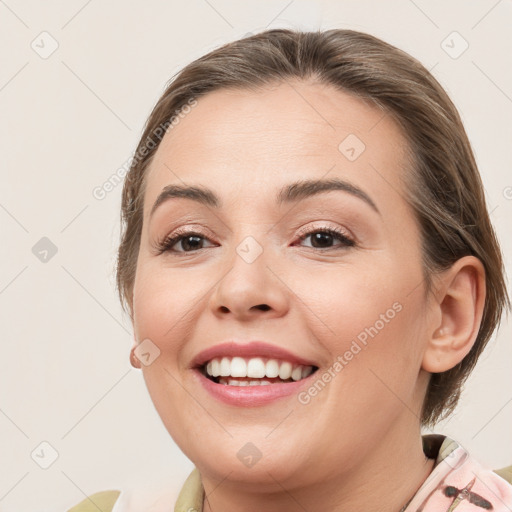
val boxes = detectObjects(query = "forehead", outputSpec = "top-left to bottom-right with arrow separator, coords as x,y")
143,80 -> 411,218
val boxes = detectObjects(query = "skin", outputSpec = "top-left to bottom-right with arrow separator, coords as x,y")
130,80 -> 485,511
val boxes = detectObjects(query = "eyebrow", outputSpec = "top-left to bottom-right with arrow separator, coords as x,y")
149,177 -> 380,219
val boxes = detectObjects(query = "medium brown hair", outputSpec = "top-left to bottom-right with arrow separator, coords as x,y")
116,29 -> 509,426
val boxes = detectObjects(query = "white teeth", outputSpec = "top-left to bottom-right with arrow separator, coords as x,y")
220,357 -> 231,377
291,366 -> 302,381
278,361 -> 292,380
302,366 -> 313,378
219,377 -> 273,386
231,357 -> 247,377
204,356 -> 315,384
265,359 -> 280,378
211,359 -> 220,377
247,357 -> 266,378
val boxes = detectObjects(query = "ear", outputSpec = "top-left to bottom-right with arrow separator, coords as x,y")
422,255 -> 486,373
130,337 -> 141,369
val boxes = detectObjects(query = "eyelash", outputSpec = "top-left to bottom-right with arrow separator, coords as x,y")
155,225 -> 355,255
296,226 -> 355,249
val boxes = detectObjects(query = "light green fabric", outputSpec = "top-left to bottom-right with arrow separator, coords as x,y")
64,470 -> 204,512
174,467 -> 204,512
66,490 -> 121,512
495,465 -> 512,484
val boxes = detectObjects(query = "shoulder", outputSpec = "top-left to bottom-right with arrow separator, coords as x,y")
495,465 -> 512,485
414,434 -> 512,511
423,434 -> 512,485
65,490 -> 121,512
64,473 -> 188,512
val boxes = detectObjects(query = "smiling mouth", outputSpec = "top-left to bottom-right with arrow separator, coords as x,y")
200,356 -> 319,386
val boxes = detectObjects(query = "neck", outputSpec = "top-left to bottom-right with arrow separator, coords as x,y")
200,419 -> 436,512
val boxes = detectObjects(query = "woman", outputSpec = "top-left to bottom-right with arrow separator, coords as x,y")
68,28 -> 512,511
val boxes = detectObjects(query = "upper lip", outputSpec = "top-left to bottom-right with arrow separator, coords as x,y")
190,341 -> 319,369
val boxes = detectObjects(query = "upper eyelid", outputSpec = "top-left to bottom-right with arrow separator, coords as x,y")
166,222 -> 351,239
161,224 -> 355,251
295,222 -> 353,238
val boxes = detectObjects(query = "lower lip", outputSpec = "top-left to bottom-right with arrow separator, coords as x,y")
193,369 -> 316,407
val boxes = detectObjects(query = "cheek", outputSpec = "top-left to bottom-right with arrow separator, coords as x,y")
301,259 -> 410,332
133,261 -> 207,346
132,263 -> 207,449
307,257 -> 426,376
311,278 -> 427,438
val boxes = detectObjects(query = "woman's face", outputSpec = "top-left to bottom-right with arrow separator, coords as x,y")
132,81 -> 434,487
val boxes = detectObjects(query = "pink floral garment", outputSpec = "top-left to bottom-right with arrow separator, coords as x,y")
404,436 -> 512,511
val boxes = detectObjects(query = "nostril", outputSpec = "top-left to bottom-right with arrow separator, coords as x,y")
255,304 -> 270,311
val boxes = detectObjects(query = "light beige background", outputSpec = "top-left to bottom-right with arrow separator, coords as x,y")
1,0 -> 511,510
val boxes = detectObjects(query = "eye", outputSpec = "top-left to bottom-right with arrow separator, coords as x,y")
295,226 -> 355,250
155,230 -> 216,254
155,225 -> 355,255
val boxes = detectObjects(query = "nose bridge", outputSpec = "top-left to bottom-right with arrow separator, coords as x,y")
228,219 -> 274,268
209,228 -> 288,319
232,218 -> 282,272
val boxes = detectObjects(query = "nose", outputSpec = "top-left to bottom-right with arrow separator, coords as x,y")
208,241 -> 289,322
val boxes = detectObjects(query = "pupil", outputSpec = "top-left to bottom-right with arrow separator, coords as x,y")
312,232 -> 332,248
183,236 -> 202,251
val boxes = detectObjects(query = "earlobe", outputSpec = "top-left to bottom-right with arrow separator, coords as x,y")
422,256 -> 486,373
130,340 -> 142,369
